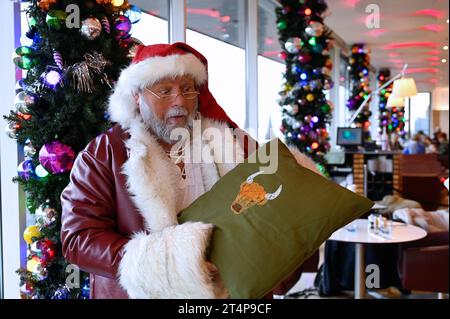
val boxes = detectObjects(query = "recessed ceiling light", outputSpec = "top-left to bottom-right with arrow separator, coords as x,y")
442,58 -> 447,63
447,19 -> 449,23
443,45 -> 449,50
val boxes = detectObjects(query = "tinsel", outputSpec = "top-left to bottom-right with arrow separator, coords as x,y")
71,52 -> 112,93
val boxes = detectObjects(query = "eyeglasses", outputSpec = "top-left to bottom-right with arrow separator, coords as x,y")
144,87 -> 200,102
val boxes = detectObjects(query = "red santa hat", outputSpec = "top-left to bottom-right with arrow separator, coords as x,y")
108,42 -> 237,129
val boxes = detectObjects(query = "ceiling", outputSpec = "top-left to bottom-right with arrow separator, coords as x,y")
131,0 -> 449,91
325,0 -> 449,91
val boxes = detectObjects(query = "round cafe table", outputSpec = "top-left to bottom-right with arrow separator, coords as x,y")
328,219 -> 427,299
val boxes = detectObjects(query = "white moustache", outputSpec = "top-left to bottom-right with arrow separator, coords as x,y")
165,106 -> 188,121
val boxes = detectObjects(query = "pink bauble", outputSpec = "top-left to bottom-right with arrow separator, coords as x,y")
38,141 -> 75,174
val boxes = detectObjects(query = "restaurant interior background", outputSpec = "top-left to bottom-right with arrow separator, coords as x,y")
0,0 -> 448,299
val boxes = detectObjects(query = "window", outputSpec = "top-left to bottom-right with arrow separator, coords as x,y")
405,92 -> 431,136
258,0 -> 283,64
186,0 -> 246,128
130,1 -> 169,44
132,0 -> 169,20
257,0 -> 284,142
258,56 -> 285,142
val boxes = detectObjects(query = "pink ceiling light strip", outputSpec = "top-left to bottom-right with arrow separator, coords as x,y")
187,8 -> 221,19
419,24 -> 445,32
383,42 -> 439,50
411,9 -> 445,19
405,68 -> 439,74
367,29 -> 386,37
342,0 -> 361,8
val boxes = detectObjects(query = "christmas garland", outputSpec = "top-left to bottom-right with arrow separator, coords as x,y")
346,43 -> 372,142
276,0 -> 333,173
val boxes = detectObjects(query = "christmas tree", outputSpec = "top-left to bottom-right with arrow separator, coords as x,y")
4,0 -> 141,299
346,43 -> 372,142
276,0 -> 333,172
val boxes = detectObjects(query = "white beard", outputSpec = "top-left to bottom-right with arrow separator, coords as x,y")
139,95 -> 196,145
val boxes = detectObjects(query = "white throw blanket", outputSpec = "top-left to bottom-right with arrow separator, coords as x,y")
375,195 -> 422,214
393,208 -> 449,233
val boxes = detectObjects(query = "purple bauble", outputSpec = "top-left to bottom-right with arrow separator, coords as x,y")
301,125 -> 311,134
17,160 -> 35,181
38,141 -> 75,174
114,16 -> 132,40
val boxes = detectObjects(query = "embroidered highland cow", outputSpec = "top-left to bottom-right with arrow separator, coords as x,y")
231,171 -> 283,214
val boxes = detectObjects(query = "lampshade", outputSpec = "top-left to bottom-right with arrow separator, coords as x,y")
386,95 -> 405,108
391,77 -> 418,99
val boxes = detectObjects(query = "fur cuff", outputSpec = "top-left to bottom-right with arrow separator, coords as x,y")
118,222 -> 217,299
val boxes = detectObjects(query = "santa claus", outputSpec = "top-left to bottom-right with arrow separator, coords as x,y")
61,42 -> 318,299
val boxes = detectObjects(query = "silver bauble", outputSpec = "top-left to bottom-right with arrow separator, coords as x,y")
305,22 -> 324,37
284,37 -> 302,54
80,17 -> 102,40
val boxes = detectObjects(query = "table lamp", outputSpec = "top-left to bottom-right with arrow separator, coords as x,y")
386,95 -> 405,108
348,64 -> 418,125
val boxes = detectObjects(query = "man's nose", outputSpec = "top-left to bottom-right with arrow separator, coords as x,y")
173,92 -> 187,104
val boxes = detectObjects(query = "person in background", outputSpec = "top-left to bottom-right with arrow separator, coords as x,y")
390,132 -> 403,151
437,132 -> 449,156
424,136 -> 438,154
432,127 -> 442,145
403,133 -> 426,155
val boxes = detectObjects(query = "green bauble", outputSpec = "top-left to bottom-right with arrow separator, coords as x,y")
277,20 -> 287,30
321,104 -> 331,113
15,46 -> 33,56
13,56 -> 35,70
46,10 -> 68,30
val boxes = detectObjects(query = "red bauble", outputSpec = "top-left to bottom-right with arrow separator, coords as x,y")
298,52 -> 312,64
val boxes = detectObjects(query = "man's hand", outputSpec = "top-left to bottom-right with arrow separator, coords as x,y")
205,261 -> 219,279
205,261 -> 229,298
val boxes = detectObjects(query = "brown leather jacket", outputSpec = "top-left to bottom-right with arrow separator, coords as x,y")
61,124 -> 302,299
61,125 -> 137,298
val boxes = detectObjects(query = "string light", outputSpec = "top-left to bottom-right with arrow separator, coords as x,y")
111,0 -> 125,6
35,165 -> 49,178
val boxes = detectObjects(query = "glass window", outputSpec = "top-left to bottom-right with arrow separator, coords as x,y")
130,1 -> 169,44
186,0 -> 246,128
405,92 -> 431,135
258,0 -> 283,64
186,0 -> 245,48
257,0 -> 284,142
132,0 -> 169,20
258,56 -> 285,142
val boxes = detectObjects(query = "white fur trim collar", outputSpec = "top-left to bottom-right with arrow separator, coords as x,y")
122,118 -> 244,232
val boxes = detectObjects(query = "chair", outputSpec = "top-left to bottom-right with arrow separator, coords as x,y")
398,230 -> 449,298
400,154 -> 448,210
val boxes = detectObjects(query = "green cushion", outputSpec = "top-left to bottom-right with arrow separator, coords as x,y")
178,139 -> 373,299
